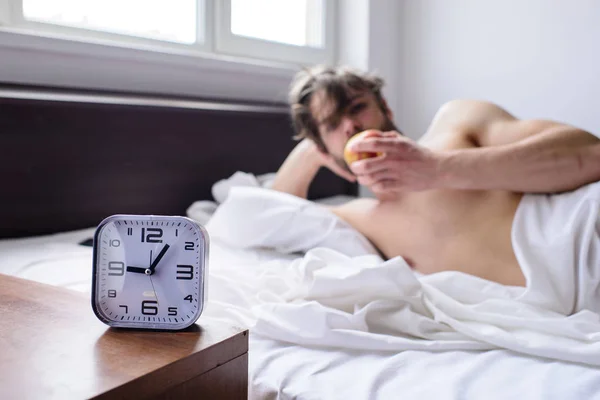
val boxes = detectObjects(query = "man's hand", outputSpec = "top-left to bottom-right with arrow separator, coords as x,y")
311,141 -> 356,183
347,131 -> 441,195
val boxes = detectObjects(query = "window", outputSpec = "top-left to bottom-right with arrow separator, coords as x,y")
218,0 -> 334,64
22,0 -> 198,44
231,0 -> 323,46
0,0 -> 335,65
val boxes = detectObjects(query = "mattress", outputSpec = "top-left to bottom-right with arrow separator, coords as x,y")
1,229 -> 600,399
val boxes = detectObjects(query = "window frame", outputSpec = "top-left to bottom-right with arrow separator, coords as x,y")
0,0 -> 335,66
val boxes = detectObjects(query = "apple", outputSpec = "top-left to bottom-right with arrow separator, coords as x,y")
343,129 -> 384,166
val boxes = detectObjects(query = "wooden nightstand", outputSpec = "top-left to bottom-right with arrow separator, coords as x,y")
0,273 -> 248,399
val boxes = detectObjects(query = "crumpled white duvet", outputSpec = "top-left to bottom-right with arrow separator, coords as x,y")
205,183 -> 600,367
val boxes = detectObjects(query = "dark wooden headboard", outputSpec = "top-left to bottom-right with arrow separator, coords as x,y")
0,85 -> 357,238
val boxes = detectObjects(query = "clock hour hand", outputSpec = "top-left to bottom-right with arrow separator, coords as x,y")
148,244 -> 170,274
126,266 -> 146,274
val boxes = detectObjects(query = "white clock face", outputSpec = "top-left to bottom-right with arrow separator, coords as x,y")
92,215 -> 208,330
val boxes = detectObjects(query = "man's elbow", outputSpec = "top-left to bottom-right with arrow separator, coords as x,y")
589,143 -> 600,183
553,141 -> 600,193
573,143 -> 600,190
572,128 -> 600,146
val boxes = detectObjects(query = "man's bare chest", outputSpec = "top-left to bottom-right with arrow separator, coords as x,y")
358,190 -> 524,285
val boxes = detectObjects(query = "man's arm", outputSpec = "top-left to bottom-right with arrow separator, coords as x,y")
440,120 -> 600,193
271,139 -> 356,198
349,119 -> 600,195
271,140 -> 322,198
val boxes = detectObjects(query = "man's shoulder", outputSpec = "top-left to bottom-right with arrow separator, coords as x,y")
433,99 -> 517,125
437,98 -> 513,111
422,99 -> 518,146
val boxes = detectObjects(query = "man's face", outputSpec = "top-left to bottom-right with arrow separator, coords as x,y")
309,89 -> 397,171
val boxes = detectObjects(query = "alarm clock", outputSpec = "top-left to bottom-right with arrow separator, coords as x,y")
91,215 -> 209,330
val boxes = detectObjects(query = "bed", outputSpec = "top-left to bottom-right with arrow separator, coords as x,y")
2,85 -> 599,400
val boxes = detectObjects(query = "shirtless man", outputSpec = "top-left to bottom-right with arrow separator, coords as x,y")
272,65 -> 600,287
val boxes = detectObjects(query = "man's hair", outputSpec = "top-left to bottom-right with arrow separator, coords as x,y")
288,65 -> 386,152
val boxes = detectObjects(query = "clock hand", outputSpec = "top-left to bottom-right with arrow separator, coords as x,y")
148,244 -> 170,274
148,250 -> 159,306
126,266 -> 146,273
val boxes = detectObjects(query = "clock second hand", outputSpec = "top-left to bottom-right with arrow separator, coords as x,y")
148,250 -> 159,306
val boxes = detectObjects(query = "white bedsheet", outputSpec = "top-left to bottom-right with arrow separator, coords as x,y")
1,228 -> 600,400
208,184 -> 600,367
2,172 -> 600,399
0,228 -> 96,292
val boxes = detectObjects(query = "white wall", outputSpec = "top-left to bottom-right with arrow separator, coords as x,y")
337,0 -> 370,71
367,0 -> 401,120
337,0 -> 401,122
396,0 -> 600,140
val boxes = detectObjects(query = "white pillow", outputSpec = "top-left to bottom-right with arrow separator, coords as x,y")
206,186 -> 378,257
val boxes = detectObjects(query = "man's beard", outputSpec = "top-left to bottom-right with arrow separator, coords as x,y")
334,114 -> 400,174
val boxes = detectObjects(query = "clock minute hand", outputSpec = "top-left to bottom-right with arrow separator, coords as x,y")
148,244 -> 170,274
